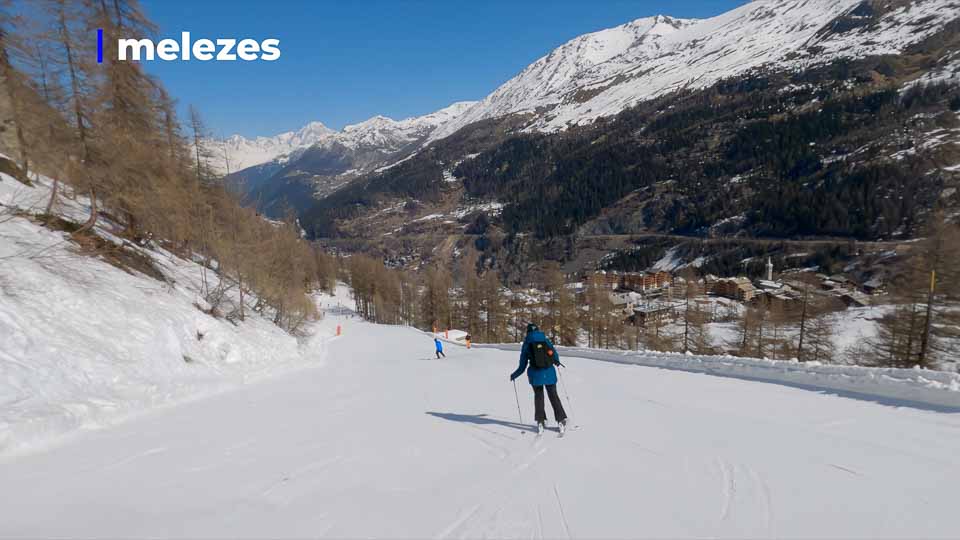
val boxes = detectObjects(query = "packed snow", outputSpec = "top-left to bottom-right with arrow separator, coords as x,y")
1,315 -> 959,537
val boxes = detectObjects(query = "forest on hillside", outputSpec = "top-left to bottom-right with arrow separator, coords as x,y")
454,77 -> 959,240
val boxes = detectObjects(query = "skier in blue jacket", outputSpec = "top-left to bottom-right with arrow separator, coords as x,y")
510,323 -> 568,434
434,337 -> 446,359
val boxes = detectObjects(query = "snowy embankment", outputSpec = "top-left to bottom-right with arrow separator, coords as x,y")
472,343 -> 960,410
0,168 -> 334,459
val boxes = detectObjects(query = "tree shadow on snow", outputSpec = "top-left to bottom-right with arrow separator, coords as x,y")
426,412 -> 535,433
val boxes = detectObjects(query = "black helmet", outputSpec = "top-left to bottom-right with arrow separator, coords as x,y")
526,323 -> 539,334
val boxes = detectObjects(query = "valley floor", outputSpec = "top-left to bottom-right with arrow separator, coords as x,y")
2,314 -> 958,538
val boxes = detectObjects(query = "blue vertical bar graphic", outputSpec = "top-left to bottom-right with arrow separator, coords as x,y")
97,28 -> 103,64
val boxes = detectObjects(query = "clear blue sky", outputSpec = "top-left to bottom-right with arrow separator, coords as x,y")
140,0 -> 746,138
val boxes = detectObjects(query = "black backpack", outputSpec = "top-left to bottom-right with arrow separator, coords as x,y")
530,341 -> 553,369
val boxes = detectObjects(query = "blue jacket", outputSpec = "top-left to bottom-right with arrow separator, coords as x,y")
434,338 -> 443,352
510,330 -> 560,386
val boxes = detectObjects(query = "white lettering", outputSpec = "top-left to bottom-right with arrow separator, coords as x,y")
216,38 -> 237,61
115,35 -> 281,62
117,38 -> 154,61
260,39 -> 281,61
181,31 -> 190,61
237,39 -> 260,61
192,39 -> 215,61
155,38 -> 179,61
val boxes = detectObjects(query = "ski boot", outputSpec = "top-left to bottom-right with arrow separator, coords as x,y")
537,421 -> 545,435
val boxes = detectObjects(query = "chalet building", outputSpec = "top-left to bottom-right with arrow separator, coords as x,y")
609,291 -> 638,312
840,291 -> 872,308
862,277 -> 886,295
758,291 -> 796,310
631,300 -> 680,327
710,277 -> 757,302
828,275 -> 851,286
820,279 -> 839,291
755,279 -> 784,292
621,271 -> 673,292
591,271 -> 622,290
566,282 -> 586,294
590,270 -> 673,292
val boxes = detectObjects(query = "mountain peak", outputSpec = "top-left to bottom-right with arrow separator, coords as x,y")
212,100 -> 478,174
297,121 -> 335,136
433,0 -> 957,139
343,115 -> 397,132
214,123 -> 334,173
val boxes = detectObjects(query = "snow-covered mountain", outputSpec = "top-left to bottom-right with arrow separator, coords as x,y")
433,0 -> 960,139
223,101 -> 478,217
220,0 -> 958,179
314,101 -> 476,154
220,0 -> 959,160
212,121 -> 335,174
213,102 -> 476,176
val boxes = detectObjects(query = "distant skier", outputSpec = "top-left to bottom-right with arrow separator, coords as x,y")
510,323 -> 568,434
434,336 -> 446,359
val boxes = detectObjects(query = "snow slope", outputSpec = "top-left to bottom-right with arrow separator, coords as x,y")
1,318 -> 958,538
434,0 -> 960,139
0,170 -> 335,458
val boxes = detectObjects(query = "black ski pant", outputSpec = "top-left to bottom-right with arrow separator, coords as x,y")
436,351 -> 445,359
533,384 -> 567,424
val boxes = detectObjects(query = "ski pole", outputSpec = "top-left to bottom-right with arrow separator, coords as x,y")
557,367 -> 575,422
512,379 -> 524,426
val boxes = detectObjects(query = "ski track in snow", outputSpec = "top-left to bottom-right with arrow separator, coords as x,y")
436,442 -> 553,538
435,504 -> 482,539
717,457 -> 735,522
467,430 -> 510,460
98,447 -> 168,472
828,463 -> 863,477
553,483 -> 573,540
713,456 -> 775,533
535,503 -> 545,540
748,466 -> 774,536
